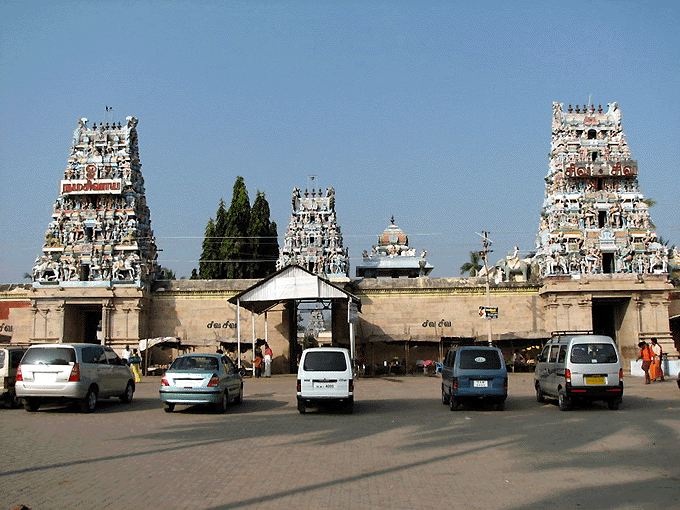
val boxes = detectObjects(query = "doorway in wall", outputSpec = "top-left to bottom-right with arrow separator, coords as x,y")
63,304 -> 102,344
592,298 -> 628,343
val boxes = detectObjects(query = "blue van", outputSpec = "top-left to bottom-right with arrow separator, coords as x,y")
441,346 -> 508,411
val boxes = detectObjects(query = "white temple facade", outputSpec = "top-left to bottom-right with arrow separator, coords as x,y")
276,186 -> 350,280
533,102 -> 674,278
32,117 -> 159,287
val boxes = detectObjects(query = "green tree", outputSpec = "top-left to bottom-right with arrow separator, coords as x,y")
198,217 -> 218,279
460,251 -> 483,276
221,176 -> 251,279
248,191 -> 279,278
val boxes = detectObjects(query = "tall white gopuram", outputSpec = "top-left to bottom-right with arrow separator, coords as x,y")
32,117 -> 159,286
534,102 -> 671,277
276,185 -> 349,279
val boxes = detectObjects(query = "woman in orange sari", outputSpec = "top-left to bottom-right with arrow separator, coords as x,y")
637,341 -> 652,384
649,337 -> 664,381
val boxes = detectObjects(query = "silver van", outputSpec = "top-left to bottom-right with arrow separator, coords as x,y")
15,343 -> 135,413
534,332 -> 623,410
297,347 -> 354,414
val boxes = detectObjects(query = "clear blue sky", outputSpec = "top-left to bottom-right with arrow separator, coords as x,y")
1,0 -> 678,282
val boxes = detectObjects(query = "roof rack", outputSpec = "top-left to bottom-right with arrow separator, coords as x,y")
551,330 -> 594,337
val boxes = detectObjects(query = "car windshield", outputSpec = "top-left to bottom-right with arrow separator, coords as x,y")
22,347 -> 76,366
458,349 -> 502,370
170,356 -> 219,371
570,343 -> 618,364
303,351 -> 347,371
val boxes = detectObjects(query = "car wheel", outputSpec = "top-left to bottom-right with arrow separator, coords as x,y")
449,393 -> 459,411
23,398 -> 41,412
495,399 -> 506,411
558,388 -> 571,411
164,403 -> 175,413
535,383 -> 545,403
298,401 -> 306,414
79,387 -> 98,413
215,391 -> 228,413
442,387 -> 450,405
234,384 -> 243,404
119,381 -> 134,403
607,399 -> 621,410
344,397 -> 354,414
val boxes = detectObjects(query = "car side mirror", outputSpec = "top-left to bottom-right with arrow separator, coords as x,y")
239,367 -> 246,376
537,355 -> 545,363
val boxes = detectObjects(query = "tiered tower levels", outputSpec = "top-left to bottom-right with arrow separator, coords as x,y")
534,102 -> 675,277
277,186 -> 349,279
32,117 -> 158,286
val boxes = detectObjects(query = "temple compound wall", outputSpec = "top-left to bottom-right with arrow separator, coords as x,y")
2,278 -> 677,373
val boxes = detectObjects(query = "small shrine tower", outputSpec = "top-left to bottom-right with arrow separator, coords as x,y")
32,116 -> 159,286
277,184 -> 350,280
534,102 -> 671,276
356,217 -> 433,278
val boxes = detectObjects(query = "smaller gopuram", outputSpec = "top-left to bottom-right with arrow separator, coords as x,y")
356,217 -> 433,278
534,102 -> 671,277
276,185 -> 349,280
32,117 -> 159,286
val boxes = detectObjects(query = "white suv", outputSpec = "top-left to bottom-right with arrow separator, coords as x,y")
297,347 -> 354,414
16,343 -> 135,413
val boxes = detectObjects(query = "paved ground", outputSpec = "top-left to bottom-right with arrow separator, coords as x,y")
1,373 -> 679,510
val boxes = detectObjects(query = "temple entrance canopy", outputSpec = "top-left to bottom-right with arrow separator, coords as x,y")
229,265 -> 360,372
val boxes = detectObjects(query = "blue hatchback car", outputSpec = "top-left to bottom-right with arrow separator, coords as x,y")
441,346 -> 508,411
160,354 -> 243,413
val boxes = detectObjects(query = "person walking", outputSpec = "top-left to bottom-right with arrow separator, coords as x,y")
121,344 -> 131,365
264,343 -> 273,378
637,341 -> 652,384
649,337 -> 664,381
129,348 -> 142,383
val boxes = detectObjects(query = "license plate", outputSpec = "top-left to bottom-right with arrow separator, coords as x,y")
34,372 -> 57,383
314,382 -> 336,389
473,380 -> 488,388
586,376 -> 605,385
177,379 -> 202,388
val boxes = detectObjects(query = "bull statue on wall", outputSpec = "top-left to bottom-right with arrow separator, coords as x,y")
494,257 -> 531,282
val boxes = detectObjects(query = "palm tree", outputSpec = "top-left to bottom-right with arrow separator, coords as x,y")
460,251 -> 483,276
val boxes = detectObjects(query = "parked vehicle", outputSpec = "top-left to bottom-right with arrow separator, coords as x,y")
297,347 -> 354,414
15,343 -> 135,413
441,346 -> 508,411
534,332 -> 623,410
1,346 -> 27,408
159,354 -> 243,413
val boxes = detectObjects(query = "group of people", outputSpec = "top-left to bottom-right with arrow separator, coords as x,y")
253,343 -> 273,378
637,338 -> 665,384
121,345 -> 142,383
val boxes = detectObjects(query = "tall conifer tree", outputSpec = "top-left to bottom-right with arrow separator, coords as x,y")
198,217 -> 217,279
221,176 -> 251,279
249,191 -> 279,278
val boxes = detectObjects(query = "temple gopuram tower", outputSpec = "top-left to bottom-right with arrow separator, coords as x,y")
28,116 -> 158,346
534,102 -> 675,358
534,102 -> 670,276
277,185 -> 349,280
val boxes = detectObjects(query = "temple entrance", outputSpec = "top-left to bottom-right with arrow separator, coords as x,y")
592,298 -> 628,343
63,304 -> 102,344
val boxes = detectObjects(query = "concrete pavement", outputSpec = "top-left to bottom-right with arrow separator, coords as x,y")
1,372 -> 679,510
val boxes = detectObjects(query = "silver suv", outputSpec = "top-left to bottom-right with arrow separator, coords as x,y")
16,343 -> 135,413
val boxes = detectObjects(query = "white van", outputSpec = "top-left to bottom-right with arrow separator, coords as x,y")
297,347 -> 354,414
534,332 -> 623,410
